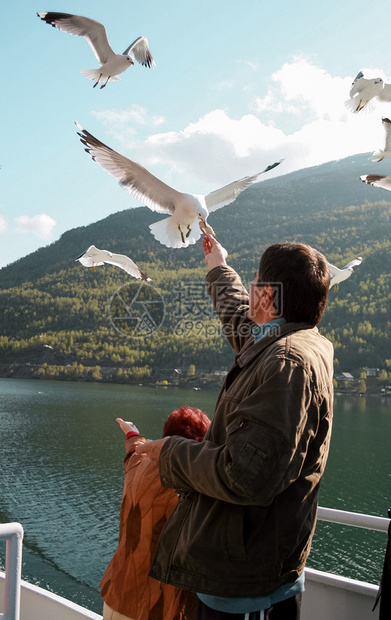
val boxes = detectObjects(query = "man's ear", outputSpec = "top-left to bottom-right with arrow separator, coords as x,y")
260,283 -> 275,314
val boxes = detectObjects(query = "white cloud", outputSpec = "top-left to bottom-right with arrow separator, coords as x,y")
91,59 -> 388,193
254,57 -> 350,123
0,215 -> 7,232
92,104 -> 165,146
16,214 -> 56,239
137,110 -> 286,190
93,104 -> 165,127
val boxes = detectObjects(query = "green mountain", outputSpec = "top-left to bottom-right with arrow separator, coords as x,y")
1,153 -> 390,386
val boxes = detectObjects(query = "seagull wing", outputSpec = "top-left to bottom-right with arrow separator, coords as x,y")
382,118 -> 391,152
76,122 -> 183,214
349,72 -> 366,97
75,245 -> 107,267
328,263 -> 343,289
328,263 -> 342,279
205,174 -> 260,212
343,257 -> 362,270
205,160 -> 283,212
123,36 -> 155,68
76,245 -> 150,280
104,252 -> 151,280
372,117 -> 391,160
37,12 -> 114,65
376,83 -> 391,102
360,174 -> 391,191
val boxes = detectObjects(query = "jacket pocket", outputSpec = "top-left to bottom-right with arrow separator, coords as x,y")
225,441 -> 263,494
225,419 -> 285,499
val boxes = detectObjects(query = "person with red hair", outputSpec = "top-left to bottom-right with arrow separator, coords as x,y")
162,406 -> 211,442
100,406 -> 210,620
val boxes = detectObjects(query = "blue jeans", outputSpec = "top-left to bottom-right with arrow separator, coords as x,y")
197,593 -> 302,620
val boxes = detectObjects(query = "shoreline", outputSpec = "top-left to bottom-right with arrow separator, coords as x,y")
0,367 -> 389,397
0,363 -> 224,391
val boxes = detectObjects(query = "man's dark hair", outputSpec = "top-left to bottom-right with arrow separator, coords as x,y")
258,242 -> 330,326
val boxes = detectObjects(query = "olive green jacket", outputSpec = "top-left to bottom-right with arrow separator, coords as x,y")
150,265 -> 334,597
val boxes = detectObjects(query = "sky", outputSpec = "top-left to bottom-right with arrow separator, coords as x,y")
2,0 -> 391,269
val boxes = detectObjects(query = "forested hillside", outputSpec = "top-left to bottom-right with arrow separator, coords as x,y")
1,153 -> 390,389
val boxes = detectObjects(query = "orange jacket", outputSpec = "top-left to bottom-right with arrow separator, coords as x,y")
100,436 -> 196,620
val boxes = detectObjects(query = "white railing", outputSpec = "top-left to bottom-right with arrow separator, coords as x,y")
0,510 -> 388,620
317,506 -> 390,532
304,507 -> 389,620
0,523 -> 24,620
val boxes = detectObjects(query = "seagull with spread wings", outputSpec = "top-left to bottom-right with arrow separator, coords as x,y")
345,71 -> 391,113
328,257 -> 362,291
76,245 -> 151,280
75,122 -> 283,249
37,12 -> 155,88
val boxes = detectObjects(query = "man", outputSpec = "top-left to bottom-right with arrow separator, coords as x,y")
136,237 -> 334,619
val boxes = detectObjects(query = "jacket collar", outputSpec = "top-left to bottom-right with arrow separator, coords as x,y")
236,322 -> 316,368
252,318 -> 287,343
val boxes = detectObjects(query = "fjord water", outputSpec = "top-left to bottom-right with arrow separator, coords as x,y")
1,378 -> 390,614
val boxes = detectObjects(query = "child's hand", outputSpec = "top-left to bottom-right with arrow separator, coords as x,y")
116,418 -> 140,435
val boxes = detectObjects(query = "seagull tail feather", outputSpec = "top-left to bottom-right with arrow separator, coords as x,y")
344,98 -> 359,113
80,69 -> 120,83
149,216 -> 199,249
345,96 -> 375,114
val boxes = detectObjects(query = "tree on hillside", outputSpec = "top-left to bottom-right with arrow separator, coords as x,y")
1,155 -> 391,381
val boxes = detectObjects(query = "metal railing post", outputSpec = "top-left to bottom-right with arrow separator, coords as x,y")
0,523 -> 24,620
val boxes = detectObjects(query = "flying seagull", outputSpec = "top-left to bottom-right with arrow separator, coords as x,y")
361,117 -> 391,188
328,257 -> 362,291
360,173 -> 391,192
75,245 -> 151,280
370,117 -> 391,162
37,12 -> 155,88
345,71 -> 391,113
75,122 -> 283,249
